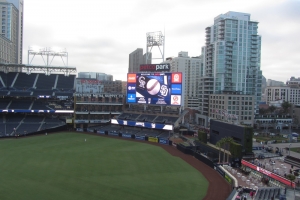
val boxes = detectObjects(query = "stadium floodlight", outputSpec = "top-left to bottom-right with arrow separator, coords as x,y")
146,31 -> 165,64
29,46 -> 41,53
28,46 -> 68,66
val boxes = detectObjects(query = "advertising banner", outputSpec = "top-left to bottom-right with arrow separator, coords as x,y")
122,134 -> 131,138
76,79 -> 104,93
97,130 -> 105,134
126,72 -> 182,106
90,120 -> 104,123
74,120 -> 89,123
87,129 -> 94,133
224,174 -> 233,184
148,137 -> 158,143
108,131 -> 119,136
139,64 -> 171,72
241,160 -> 295,187
111,119 -> 173,131
135,135 -> 145,140
66,119 -> 73,123
159,138 -> 169,145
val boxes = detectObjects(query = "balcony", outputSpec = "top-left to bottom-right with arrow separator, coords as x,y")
225,51 -> 232,55
225,42 -> 233,47
225,56 -> 232,60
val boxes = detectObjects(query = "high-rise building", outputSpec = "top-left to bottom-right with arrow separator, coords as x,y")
197,11 -> 262,127
267,79 -> 284,87
164,51 -> 201,109
78,72 -> 113,81
0,0 -> 23,64
128,48 -> 151,73
265,76 -> 300,105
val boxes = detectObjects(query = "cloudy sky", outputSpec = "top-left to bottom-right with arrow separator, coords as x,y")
23,0 -> 300,82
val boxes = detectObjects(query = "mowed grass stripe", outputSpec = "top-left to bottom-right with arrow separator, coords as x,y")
0,132 -> 208,200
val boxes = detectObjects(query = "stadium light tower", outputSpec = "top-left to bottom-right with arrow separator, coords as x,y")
146,31 -> 165,64
27,47 -> 68,66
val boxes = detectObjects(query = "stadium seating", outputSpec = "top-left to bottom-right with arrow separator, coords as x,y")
35,74 -> 56,89
13,73 -> 36,89
56,75 -> 76,90
158,132 -> 170,138
32,89 -> 54,96
0,72 -> 16,87
17,123 -> 41,134
23,115 -> 44,123
31,101 -> 52,110
154,116 -> 165,123
254,187 -> 281,200
8,99 -> 32,110
9,91 -> 32,97
0,99 -> 10,109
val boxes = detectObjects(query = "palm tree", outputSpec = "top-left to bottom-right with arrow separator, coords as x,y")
221,138 -> 227,164
216,140 -> 222,164
225,137 -> 234,163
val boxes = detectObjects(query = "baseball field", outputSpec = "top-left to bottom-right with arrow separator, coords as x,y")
0,132 -> 208,200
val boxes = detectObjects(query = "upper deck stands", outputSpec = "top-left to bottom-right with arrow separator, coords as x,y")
0,72 -> 16,87
56,75 -> 75,90
8,99 -> 32,110
14,73 -> 36,89
35,74 -> 56,89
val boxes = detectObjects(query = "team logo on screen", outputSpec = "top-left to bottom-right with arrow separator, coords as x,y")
171,95 -> 181,105
127,84 -> 136,92
127,74 -> 136,83
171,73 -> 182,83
138,76 -> 146,88
160,85 -> 168,96
171,84 -> 181,94
127,94 -> 136,103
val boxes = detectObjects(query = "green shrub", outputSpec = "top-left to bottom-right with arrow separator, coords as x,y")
286,174 -> 296,181
229,141 -> 242,158
198,130 -> 207,144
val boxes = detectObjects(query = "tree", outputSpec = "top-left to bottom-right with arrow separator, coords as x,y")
221,138 -> 227,163
216,140 -> 222,164
259,108 -> 267,115
268,105 -> 276,114
281,101 -> 291,114
198,130 -> 207,143
225,137 -> 234,163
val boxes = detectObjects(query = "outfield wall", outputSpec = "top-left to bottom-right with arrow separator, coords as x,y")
176,143 -> 235,198
0,125 -> 68,139
77,128 -> 173,146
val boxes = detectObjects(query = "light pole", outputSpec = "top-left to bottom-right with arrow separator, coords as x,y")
289,143 -> 292,156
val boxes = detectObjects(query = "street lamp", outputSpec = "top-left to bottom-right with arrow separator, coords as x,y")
289,143 -> 292,156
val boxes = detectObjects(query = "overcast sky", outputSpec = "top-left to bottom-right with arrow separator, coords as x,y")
23,0 -> 300,82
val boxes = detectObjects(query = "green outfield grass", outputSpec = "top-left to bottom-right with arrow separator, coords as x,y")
0,132 -> 208,200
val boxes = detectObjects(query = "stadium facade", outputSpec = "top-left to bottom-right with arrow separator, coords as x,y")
0,64 -> 76,136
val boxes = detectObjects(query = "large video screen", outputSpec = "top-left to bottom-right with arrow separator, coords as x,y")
127,72 -> 182,105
